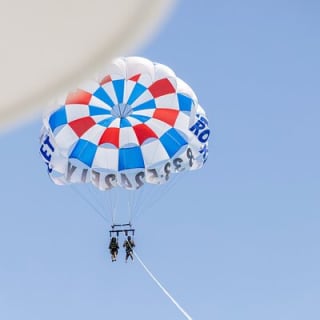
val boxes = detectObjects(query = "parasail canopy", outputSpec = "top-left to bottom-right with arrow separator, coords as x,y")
40,56 -> 210,192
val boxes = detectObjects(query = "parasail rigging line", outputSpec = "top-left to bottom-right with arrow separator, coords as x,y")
70,185 -> 109,224
132,172 -> 186,224
133,249 -> 193,320
127,199 -> 133,225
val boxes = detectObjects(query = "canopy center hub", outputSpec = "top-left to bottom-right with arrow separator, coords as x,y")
111,103 -> 133,118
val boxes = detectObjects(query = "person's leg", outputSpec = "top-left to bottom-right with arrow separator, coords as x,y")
112,249 -> 116,261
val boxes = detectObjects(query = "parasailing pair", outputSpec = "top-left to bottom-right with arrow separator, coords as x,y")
39,56 -> 210,237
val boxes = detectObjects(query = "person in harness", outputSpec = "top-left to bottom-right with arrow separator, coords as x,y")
123,235 -> 135,262
109,237 -> 119,262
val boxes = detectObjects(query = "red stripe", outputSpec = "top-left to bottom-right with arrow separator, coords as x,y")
153,108 -> 179,127
133,124 -> 158,145
65,89 -> 92,105
149,78 -> 175,98
98,127 -> 120,148
100,75 -> 112,85
69,117 -> 96,137
129,74 -> 141,82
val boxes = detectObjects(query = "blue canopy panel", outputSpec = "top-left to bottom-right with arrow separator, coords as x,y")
132,99 -> 156,112
159,128 -> 187,158
177,93 -> 193,112
112,79 -> 125,104
93,86 -> 115,107
49,107 -> 67,132
118,146 -> 144,171
127,82 -> 147,105
88,105 -> 112,116
69,139 -> 97,167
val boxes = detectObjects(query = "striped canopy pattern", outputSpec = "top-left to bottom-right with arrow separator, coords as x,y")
40,56 -> 209,190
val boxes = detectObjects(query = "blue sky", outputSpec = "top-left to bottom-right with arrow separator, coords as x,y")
1,1 -> 320,319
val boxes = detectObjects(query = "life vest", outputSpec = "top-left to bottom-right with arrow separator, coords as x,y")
110,240 -> 118,250
125,240 -> 134,251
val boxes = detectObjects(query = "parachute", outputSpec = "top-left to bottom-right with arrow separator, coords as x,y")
39,56 -> 210,224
